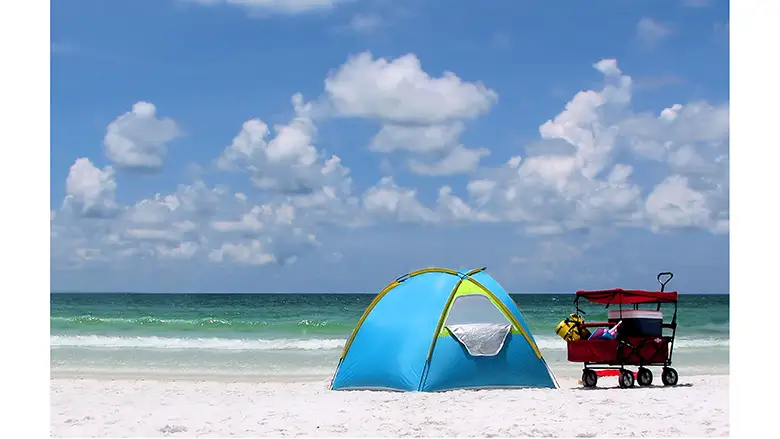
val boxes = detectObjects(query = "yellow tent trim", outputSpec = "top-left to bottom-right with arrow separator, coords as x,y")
339,267 -> 464,360
424,277 -> 466,362
466,277 -> 543,359
465,266 -> 487,276
338,266 -> 537,363
425,276 -> 542,360
436,285 -> 523,336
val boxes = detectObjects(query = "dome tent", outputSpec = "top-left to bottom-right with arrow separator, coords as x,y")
330,267 -> 558,392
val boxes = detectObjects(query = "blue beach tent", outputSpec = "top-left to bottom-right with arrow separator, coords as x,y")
330,267 -> 558,392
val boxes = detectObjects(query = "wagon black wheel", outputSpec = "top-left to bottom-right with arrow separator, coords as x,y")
618,369 -> 635,388
582,369 -> 598,388
661,367 -> 678,386
637,367 -> 653,386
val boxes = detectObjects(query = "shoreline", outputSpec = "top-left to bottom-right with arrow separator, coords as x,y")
50,370 -> 331,383
51,374 -> 729,437
49,368 -> 730,383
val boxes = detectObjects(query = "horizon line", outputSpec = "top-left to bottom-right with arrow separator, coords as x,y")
50,290 -> 730,295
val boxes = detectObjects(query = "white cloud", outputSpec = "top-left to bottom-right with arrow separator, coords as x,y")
189,0 -> 346,16
211,203 -> 295,233
52,176 -> 330,268
103,102 -> 181,171
593,59 -> 622,77
108,182 -> 233,260
645,175 -> 714,232
620,101 -> 729,232
436,186 -> 496,223
537,58 -> 631,179
156,241 -> 200,260
209,205 -> 320,265
362,177 -> 438,223
636,17 -> 673,47
422,58 -> 728,234
369,123 -> 465,154
622,101 -> 729,167
55,88 -> 363,270
209,240 -> 276,265
324,52 -> 497,176
369,122 -> 488,175
408,145 -> 490,176
323,52 -> 498,124
63,158 -> 119,218
459,155 -> 644,233
216,94 -> 352,195
51,53 -> 730,275
129,198 -> 176,225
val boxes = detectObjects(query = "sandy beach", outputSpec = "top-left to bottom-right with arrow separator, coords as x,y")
50,374 -> 728,437
49,291 -> 730,437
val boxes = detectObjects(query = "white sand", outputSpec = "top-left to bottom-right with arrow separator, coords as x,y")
51,375 -> 729,437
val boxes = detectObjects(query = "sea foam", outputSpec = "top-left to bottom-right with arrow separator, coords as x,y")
50,335 -> 345,351
50,334 -> 728,352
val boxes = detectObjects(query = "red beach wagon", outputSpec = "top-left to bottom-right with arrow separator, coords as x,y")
556,272 -> 680,389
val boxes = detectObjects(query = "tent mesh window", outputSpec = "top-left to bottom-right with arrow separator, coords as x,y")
444,293 -> 513,357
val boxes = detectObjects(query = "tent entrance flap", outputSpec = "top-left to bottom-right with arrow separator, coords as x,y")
445,323 -> 512,357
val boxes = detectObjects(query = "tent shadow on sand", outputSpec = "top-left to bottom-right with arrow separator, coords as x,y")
330,267 -> 559,392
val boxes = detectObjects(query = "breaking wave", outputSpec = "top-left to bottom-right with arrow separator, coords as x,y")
50,335 -> 345,351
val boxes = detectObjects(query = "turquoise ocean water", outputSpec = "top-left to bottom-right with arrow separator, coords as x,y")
50,293 -> 729,381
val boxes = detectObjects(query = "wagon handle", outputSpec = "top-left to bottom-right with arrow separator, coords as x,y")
657,272 -> 673,292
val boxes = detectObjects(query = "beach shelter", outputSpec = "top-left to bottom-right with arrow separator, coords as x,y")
330,267 -> 558,391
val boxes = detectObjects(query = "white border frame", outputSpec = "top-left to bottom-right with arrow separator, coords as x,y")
0,0 -> 51,438
731,1 -> 777,437
0,0 -> 771,437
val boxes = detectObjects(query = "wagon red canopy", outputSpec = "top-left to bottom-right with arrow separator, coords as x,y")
575,288 -> 679,305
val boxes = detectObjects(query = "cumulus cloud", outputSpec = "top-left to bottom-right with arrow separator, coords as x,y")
457,155 -> 644,234
361,177 -> 438,224
211,203 -> 295,234
415,58 -> 729,235
621,101 -> 729,232
621,101 -> 729,169
436,186 -> 496,223
209,240 -> 276,265
63,158 -> 119,218
645,175 -> 713,232
52,176 -> 329,269
324,52 -> 498,124
369,123 -> 465,154
51,53 -> 729,274
537,58 -> 631,179
55,90 -> 363,270
325,52 -> 497,175
103,102 -> 181,171
369,122 -> 489,175
408,145 -> 490,176
216,94 -> 352,195
55,94 -> 357,270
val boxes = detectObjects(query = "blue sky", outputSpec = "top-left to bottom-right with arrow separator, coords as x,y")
50,0 -> 730,293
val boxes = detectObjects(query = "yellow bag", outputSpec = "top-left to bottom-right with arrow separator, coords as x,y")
555,313 -> 591,341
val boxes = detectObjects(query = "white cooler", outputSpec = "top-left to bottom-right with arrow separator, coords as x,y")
607,309 -> 664,337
